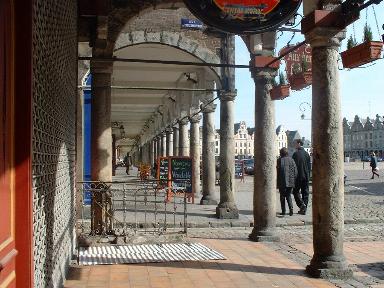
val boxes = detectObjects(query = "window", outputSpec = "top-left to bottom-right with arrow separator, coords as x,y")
248,143 -> 251,147
215,148 -> 218,153
248,149 -> 251,153
240,142 -> 242,147
235,149 -> 238,154
240,149 -> 243,154
216,140 -> 218,146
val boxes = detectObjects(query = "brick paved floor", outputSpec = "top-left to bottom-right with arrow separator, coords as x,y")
64,238 -> 336,288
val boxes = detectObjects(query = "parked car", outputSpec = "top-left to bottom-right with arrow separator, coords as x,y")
362,156 -> 370,162
244,159 -> 254,175
377,157 -> 383,162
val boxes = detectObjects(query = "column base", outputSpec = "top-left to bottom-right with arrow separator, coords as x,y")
216,202 -> 239,219
248,227 -> 279,242
200,195 -> 218,205
306,256 -> 353,280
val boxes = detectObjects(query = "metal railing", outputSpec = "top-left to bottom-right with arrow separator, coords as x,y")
77,179 -> 190,244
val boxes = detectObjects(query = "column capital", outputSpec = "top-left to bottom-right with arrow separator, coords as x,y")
189,114 -> 202,124
179,118 -> 189,125
201,103 -> 217,113
219,90 -> 237,102
172,125 -> 179,131
305,27 -> 346,50
165,127 -> 173,134
250,67 -> 278,81
90,59 -> 113,74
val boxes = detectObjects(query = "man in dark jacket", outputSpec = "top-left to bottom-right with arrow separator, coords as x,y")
292,139 -> 311,214
277,147 -> 298,216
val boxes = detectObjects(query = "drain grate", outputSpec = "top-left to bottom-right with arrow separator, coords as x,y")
79,243 -> 226,265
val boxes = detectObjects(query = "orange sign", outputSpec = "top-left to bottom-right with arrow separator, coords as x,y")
213,0 -> 280,17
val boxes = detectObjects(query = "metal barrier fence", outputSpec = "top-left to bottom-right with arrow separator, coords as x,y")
77,180 -> 190,243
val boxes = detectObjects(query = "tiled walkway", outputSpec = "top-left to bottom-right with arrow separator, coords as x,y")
65,238 -> 336,288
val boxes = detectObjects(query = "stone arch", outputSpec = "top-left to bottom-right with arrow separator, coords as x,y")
114,30 -> 222,86
107,1 -> 185,48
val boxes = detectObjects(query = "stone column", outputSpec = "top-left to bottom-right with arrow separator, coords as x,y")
190,115 -> 202,197
173,126 -> 179,156
90,60 -> 113,232
305,27 -> 352,279
150,139 -> 155,167
216,91 -> 238,219
179,119 -> 189,156
156,135 -> 161,159
249,66 -> 279,242
166,128 -> 173,156
112,134 -> 116,176
161,132 -> 166,157
201,103 -> 218,205
91,60 -> 113,182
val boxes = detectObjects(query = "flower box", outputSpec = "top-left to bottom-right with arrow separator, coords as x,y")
289,71 -> 312,91
270,84 -> 290,100
341,41 -> 383,69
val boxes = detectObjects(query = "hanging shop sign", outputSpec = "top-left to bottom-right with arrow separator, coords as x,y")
183,0 -> 302,34
181,18 -> 204,29
279,44 -> 312,90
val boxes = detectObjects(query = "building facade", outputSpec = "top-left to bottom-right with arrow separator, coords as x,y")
343,115 -> 384,159
211,121 -> 296,159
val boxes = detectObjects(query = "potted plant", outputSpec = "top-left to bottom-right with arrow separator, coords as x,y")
289,58 -> 312,90
341,23 -> 383,69
270,72 -> 290,100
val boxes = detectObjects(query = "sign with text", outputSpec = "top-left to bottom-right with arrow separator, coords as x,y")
181,18 -> 203,29
171,157 -> 193,193
157,157 -> 169,187
235,160 -> 244,179
183,0 -> 302,34
279,44 -> 312,78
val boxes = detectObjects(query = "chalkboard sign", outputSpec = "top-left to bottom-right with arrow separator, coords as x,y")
235,160 -> 244,179
171,157 -> 193,193
157,157 -> 169,187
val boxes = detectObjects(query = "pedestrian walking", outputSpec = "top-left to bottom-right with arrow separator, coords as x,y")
370,152 -> 380,179
277,147 -> 297,216
123,152 -> 132,175
292,139 -> 310,215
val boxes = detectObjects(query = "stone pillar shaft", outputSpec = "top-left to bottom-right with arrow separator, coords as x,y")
91,62 -> 113,182
249,68 -> 278,242
156,136 -> 161,160
305,27 -> 351,279
150,139 -> 155,167
166,129 -> 173,156
173,126 -> 179,156
201,104 -> 218,205
179,120 -> 189,156
190,116 -> 202,197
161,132 -> 166,157
216,91 -> 238,219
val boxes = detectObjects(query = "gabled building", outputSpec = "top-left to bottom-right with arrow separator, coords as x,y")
343,115 -> 384,159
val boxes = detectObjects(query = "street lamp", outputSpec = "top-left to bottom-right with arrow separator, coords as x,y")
299,102 -> 312,121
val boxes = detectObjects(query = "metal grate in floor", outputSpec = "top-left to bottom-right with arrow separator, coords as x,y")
79,242 -> 226,265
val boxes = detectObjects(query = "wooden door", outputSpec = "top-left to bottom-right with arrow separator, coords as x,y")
0,0 -> 17,287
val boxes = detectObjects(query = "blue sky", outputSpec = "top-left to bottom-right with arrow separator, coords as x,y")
214,4 -> 384,140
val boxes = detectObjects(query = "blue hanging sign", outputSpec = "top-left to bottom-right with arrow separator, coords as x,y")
181,18 -> 204,29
